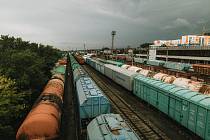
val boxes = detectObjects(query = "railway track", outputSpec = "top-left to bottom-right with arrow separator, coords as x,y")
83,65 -> 170,140
61,54 -> 80,140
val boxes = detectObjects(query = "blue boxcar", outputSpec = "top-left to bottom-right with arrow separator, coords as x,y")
76,76 -> 111,120
73,67 -> 87,83
164,61 -> 191,71
87,114 -> 141,140
133,75 -> 210,139
134,57 -> 147,64
147,60 -> 165,66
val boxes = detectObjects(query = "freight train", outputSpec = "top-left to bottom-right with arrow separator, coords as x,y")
16,59 -> 66,140
74,54 -> 85,65
85,57 -> 210,139
69,54 -> 111,127
134,57 -> 192,71
69,54 -> 141,139
16,55 -> 141,140
85,57 -> 124,67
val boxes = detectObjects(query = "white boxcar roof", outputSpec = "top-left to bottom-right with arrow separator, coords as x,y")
104,64 -> 138,76
127,66 -> 142,72
121,64 -> 131,69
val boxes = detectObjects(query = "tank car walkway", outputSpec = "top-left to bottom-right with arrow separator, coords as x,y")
60,54 -> 80,140
83,64 -> 201,140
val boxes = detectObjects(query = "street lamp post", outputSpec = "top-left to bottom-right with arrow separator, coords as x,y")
166,46 -> 168,62
111,31 -> 116,59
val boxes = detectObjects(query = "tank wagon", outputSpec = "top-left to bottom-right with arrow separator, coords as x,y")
86,57 -> 210,139
52,57 -> 66,75
87,114 -> 141,140
16,58 -> 66,140
16,74 -> 65,140
69,54 -> 111,126
52,65 -> 66,75
58,59 -> 67,65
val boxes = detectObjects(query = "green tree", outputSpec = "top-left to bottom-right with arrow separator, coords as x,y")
101,47 -> 110,51
0,49 -> 47,90
0,35 -> 62,139
0,75 -> 30,139
140,43 -> 153,48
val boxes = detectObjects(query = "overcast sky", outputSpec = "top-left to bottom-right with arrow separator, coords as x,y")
1,0 -> 210,50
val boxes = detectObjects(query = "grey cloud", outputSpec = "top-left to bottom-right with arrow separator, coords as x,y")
0,0 -> 210,50
162,18 -> 191,30
173,18 -> 190,27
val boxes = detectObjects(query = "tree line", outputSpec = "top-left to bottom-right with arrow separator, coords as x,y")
0,35 -> 61,139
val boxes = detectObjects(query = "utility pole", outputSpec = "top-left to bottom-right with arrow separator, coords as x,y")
111,31 -> 116,59
202,26 -> 205,35
166,46 -> 168,62
84,43 -> 86,54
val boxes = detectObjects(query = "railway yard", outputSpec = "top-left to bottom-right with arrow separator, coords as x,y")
69,52 -> 210,139
2,1 -> 210,139
82,64 -> 200,140
16,52 -> 210,140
